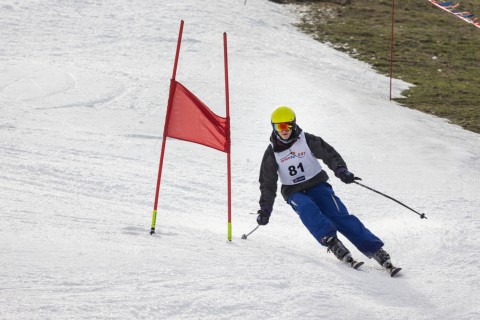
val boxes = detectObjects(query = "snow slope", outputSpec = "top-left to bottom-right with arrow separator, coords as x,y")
1,0 -> 479,319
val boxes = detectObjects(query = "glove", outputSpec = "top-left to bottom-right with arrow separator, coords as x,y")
257,205 -> 272,225
335,167 -> 360,184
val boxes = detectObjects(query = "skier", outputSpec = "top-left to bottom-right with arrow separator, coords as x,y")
256,105 -> 400,275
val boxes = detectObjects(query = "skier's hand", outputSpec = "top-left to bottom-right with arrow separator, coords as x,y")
335,167 -> 361,184
257,205 -> 272,225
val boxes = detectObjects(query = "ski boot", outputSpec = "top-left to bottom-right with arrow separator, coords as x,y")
322,236 -> 364,269
373,248 -> 402,277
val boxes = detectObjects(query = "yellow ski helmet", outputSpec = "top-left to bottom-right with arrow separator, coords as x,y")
271,105 -> 296,132
271,105 -> 295,123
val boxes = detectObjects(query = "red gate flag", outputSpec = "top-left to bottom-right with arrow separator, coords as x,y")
150,20 -> 232,241
166,79 -> 229,153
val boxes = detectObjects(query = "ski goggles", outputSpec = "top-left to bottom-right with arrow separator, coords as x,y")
273,122 -> 294,132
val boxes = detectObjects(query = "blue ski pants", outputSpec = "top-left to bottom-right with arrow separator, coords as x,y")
287,182 -> 384,258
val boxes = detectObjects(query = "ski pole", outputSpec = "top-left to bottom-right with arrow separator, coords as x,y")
353,181 -> 427,219
241,225 -> 260,240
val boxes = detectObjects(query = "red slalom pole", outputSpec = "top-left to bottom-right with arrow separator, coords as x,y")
389,0 -> 395,101
150,20 -> 184,235
224,32 -> 232,241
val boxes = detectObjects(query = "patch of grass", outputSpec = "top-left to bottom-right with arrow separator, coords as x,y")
273,0 -> 480,133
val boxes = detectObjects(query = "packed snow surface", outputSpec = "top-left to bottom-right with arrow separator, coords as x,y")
1,0 -> 479,319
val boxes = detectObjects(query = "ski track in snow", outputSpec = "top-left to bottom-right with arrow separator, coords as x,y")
1,0 -> 479,319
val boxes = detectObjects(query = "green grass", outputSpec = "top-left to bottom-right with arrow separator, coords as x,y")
273,0 -> 480,133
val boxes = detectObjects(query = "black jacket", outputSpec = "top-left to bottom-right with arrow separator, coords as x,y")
259,127 -> 347,208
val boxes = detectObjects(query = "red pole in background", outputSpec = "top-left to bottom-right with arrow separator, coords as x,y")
150,20 -> 184,235
224,32 -> 232,241
389,0 -> 395,101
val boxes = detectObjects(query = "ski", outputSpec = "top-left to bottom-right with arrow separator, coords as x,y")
388,266 -> 402,277
384,262 -> 402,277
351,260 -> 364,269
345,256 -> 364,270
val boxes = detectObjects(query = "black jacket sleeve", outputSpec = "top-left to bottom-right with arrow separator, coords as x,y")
258,145 -> 279,208
304,132 -> 347,172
